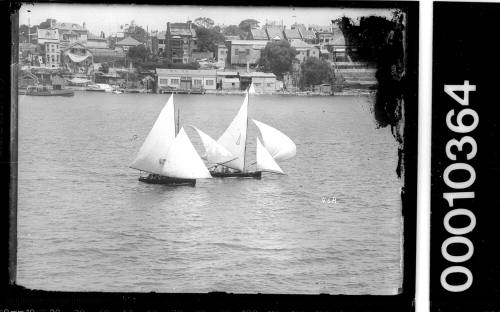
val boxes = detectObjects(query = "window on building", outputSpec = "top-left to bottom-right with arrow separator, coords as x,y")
170,78 -> 179,85
267,83 -> 273,87
254,83 -> 261,87
205,79 -> 214,86
193,79 -> 202,87
51,55 -> 55,62
246,49 -> 250,55
235,48 -> 239,55
160,78 -> 168,85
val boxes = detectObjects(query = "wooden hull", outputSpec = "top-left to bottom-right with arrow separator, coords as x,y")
210,171 -> 262,179
139,175 -> 196,186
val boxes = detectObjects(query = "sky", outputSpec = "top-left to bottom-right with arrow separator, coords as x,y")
18,3 -> 394,36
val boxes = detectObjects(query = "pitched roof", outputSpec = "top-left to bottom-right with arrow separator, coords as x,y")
240,71 -> 276,78
115,36 -> 142,46
290,39 -> 313,49
265,26 -> 284,40
87,33 -> 107,41
250,28 -> 268,40
299,28 -> 316,40
156,68 -> 217,76
157,31 -> 166,40
229,40 -> 269,47
54,22 -> 86,31
284,29 -> 301,40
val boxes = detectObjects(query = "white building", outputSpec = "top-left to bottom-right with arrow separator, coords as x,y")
156,68 -> 217,91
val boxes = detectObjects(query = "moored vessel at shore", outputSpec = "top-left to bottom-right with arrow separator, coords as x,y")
20,85 -> 74,97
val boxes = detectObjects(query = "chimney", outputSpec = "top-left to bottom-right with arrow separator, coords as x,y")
83,22 -> 86,29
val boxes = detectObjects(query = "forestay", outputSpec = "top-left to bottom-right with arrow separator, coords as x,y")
191,126 -> 236,165
130,95 -> 176,174
256,138 -> 284,174
217,93 -> 249,171
252,119 -> 296,161
161,127 -> 212,179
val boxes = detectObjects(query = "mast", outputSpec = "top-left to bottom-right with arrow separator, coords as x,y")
243,87 -> 249,172
176,106 -> 180,135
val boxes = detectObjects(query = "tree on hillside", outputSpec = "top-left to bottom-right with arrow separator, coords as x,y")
257,40 -> 298,79
195,27 -> 225,54
299,57 -> 334,89
238,19 -> 260,33
194,17 -> 215,29
38,18 -> 55,29
128,44 -> 148,62
222,25 -> 245,39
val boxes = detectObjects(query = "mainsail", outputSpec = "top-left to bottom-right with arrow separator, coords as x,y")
130,95 -> 176,174
217,93 -> 249,171
256,138 -> 284,174
161,127 -> 212,179
191,126 -> 236,165
252,119 -> 297,161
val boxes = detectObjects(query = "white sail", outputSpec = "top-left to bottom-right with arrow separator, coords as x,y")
217,93 -> 249,171
256,138 -> 284,174
161,127 -> 212,179
191,126 -> 236,165
252,119 -> 297,161
248,82 -> 256,95
130,95 -> 176,174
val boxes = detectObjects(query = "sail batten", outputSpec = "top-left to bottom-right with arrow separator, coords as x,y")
252,119 -> 296,161
130,95 -> 176,174
161,127 -> 212,179
217,93 -> 249,171
256,138 -> 284,174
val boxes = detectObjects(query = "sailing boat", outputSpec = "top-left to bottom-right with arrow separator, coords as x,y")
194,84 -> 297,178
129,95 -> 212,186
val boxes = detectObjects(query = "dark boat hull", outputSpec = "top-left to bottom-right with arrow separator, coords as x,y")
139,175 -> 196,186
210,171 -> 262,179
21,90 -> 74,97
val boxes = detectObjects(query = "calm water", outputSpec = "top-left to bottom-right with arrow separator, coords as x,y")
17,92 -> 402,294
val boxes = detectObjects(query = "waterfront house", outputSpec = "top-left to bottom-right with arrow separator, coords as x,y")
240,71 -> 280,92
217,44 -> 228,65
50,75 -> 65,90
290,39 -> 320,63
156,68 -> 217,92
115,36 -> 142,53
88,48 -> 126,64
227,40 -> 268,66
165,22 -> 198,64
51,21 -> 88,44
61,42 -> 93,75
44,41 -> 61,69
216,71 -> 240,90
37,28 -> 59,45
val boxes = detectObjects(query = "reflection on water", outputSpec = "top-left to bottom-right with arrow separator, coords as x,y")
17,92 -> 402,294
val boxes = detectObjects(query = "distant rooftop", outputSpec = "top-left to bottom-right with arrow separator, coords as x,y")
53,22 -> 87,32
284,28 -> 301,40
228,39 -> 269,46
156,68 -> 217,76
115,36 -> 142,46
250,28 -> 268,40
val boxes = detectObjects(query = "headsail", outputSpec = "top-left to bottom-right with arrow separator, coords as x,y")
217,93 -> 249,171
130,95 -> 176,174
190,126 -> 236,164
252,119 -> 296,161
256,138 -> 284,174
161,127 -> 212,179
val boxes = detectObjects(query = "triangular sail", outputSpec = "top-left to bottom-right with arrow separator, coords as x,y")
256,138 -> 284,174
161,127 -> 212,179
130,95 -> 176,174
191,126 -> 236,164
252,119 -> 296,161
248,82 -> 256,95
217,93 -> 248,171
